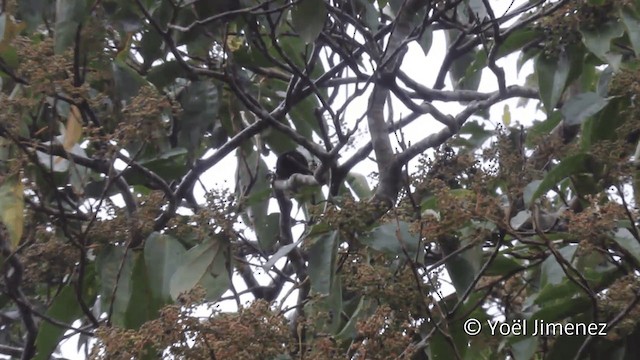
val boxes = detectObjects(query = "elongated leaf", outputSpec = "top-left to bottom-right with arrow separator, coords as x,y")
445,29 -> 482,91
612,228 -> 640,265
442,236 -> 482,298
64,105 -> 82,150
0,14 -> 27,51
530,153 -> 599,203
581,97 -> 627,148
17,0 -> 48,30
236,148 -> 271,240
0,174 -> 24,249
484,254 -> 524,276
596,66 -> 614,97
169,237 -> 230,301
112,58 -> 148,104
510,337 -> 538,360
291,0 -> 327,44
144,232 -> 186,302
531,295 -> 591,324
418,26 -> 433,55
96,245 -> 136,327
54,0 -> 88,53
126,253 -> 162,329
262,236 -> 305,270
540,245 -> 577,287
621,8 -> 640,57
336,296 -> 368,340
177,79 -> 220,158
535,52 -> 570,113
307,230 -> 339,295
580,21 -> 625,69
255,212 -> 281,251
360,221 -> 421,259
33,286 -> 82,360
346,172 -> 372,200
560,92 -> 609,126
34,261 -> 97,360
146,61 -> 188,89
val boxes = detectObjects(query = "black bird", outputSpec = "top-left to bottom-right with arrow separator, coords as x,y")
275,150 -> 313,180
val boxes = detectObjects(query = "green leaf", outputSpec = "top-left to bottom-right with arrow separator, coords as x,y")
510,337 -> 538,360
0,174 -> 24,250
103,0 -> 143,33
621,8 -> 640,57
262,236 -> 305,270
499,29 -> 540,57
255,212 -> 281,251
144,232 -> 186,302
597,66 -> 614,97
442,236 -> 482,298
124,148 -> 188,185
33,286 -> 83,360
580,21 -> 625,70
536,280 -> 581,306
54,0 -> 88,53
177,80 -> 221,158
236,148 -> 271,238
169,237 -> 230,301
451,120 -> 494,152
546,333 -> 589,360
560,92 -> 610,126
611,228 -> 640,265
445,29 -> 482,91
523,180 -> 542,209
336,296 -> 368,339
346,172 -> 372,200
465,28 -> 541,80
291,0 -> 327,44
360,221 -> 421,259
525,112 -> 563,147
530,153 -> 600,203
581,97 -> 627,148
535,51 -> 570,113
484,254 -> 524,276
428,314 -> 469,360
125,253 -> 162,329
307,230 -> 339,295
146,61 -> 188,89
96,245 -> 136,327
540,245 -> 577,287
355,0 -> 379,30
17,0 -> 48,30
418,26 -> 433,55
530,295 -> 591,324
112,58 -> 148,104
288,89 -> 323,139
517,47 -> 540,75
466,0 -> 487,20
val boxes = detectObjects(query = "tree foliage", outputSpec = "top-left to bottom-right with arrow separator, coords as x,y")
1,0 -> 640,359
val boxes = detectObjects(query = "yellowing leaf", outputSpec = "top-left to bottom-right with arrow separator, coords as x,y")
63,105 -> 83,151
0,14 -> 27,52
226,35 -> 243,52
115,32 -> 134,62
0,175 -> 24,250
502,104 -> 511,126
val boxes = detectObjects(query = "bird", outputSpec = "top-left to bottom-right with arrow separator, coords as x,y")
274,150 -> 319,212
275,150 -> 313,180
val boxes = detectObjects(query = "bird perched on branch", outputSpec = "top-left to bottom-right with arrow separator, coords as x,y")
273,150 -> 320,215
275,150 -> 313,180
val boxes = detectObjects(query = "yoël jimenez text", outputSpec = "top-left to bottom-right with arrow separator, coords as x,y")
487,319 -> 607,337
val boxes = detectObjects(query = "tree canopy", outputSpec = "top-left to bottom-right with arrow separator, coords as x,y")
2,0 -> 640,359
